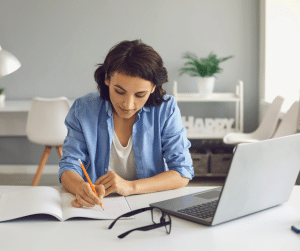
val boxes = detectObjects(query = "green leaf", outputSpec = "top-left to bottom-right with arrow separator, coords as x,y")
179,67 -> 199,76
179,51 -> 234,77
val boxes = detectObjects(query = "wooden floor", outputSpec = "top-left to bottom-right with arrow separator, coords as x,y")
188,177 -> 225,187
1,163 -> 299,187
0,173 -> 225,187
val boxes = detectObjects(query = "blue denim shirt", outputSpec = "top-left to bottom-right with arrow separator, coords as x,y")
58,92 -> 194,183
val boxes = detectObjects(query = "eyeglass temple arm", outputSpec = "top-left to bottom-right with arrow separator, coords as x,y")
108,206 -> 153,229
118,221 -> 170,239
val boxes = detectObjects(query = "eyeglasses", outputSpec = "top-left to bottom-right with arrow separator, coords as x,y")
108,206 -> 172,239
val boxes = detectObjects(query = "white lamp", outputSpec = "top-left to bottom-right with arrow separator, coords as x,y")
0,45 -> 21,104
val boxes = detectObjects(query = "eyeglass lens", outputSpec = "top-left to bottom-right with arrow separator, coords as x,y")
152,208 -> 162,224
164,214 -> 171,234
151,208 -> 171,234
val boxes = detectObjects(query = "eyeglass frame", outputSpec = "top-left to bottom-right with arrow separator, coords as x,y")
108,206 -> 172,239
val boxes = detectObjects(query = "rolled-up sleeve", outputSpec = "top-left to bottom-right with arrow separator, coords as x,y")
58,100 -> 88,183
161,98 -> 194,180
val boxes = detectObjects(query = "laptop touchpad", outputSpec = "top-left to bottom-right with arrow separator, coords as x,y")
194,190 -> 220,200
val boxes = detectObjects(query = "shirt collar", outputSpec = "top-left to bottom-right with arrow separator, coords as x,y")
105,100 -> 150,117
105,100 -> 113,117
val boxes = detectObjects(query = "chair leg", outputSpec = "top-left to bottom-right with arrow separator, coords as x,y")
31,146 -> 52,186
56,145 -> 63,159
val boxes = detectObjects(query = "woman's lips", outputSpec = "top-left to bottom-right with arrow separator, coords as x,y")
120,107 -> 133,113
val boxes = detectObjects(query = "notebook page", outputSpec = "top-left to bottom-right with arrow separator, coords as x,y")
61,192 -> 133,221
0,187 -> 62,222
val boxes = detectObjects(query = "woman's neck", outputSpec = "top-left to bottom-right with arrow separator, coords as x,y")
113,110 -> 137,124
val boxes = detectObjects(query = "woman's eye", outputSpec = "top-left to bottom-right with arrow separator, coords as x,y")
115,90 -> 125,95
115,90 -> 145,98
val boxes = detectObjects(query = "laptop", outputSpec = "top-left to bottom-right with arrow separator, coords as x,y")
150,133 -> 300,226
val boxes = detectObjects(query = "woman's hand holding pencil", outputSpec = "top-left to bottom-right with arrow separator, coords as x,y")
70,159 -> 105,209
71,182 -> 105,208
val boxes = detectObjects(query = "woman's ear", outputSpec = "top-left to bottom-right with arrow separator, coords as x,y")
151,85 -> 156,94
105,73 -> 109,86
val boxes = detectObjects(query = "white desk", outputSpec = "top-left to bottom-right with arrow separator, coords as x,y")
0,100 -> 31,136
0,99 -> 74,136
0,185 -> 299,251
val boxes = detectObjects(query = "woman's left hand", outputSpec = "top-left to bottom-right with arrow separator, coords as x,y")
94,171 -> 134,197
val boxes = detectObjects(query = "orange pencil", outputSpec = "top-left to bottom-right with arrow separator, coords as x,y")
78,159 -> 104,209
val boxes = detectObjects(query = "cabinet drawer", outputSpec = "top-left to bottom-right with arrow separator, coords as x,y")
190,148 -> 210,175
210,148 -> 233,174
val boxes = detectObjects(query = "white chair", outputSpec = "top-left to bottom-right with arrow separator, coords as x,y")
26,97 -> 71,186
272,101 -> 299,138
223,96 -> 284,144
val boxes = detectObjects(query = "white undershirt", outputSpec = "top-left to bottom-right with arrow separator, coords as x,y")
108,131 -> 138,181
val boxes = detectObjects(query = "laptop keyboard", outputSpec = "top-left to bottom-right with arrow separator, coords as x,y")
177,200 -> 218,219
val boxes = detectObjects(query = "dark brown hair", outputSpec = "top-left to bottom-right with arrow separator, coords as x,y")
94,39 -> 170,107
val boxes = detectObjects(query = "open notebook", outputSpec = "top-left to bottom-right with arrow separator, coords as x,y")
0,186 -> 132,222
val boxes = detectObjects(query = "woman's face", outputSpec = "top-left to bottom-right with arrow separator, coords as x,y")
105,72 -> 156,120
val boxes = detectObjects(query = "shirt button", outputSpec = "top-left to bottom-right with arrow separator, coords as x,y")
105,168 -> 107,172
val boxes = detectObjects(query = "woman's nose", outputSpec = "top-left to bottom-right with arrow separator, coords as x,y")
123,95 -> 134,109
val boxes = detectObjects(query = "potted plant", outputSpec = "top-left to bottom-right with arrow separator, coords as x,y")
179,52 -> 234,98
0,88 -> 5,104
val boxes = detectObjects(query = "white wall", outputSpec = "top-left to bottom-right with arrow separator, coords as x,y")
0,0 -> 259,164
260,0 -> 300,119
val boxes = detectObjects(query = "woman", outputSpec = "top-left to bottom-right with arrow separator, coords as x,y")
58,39 -> 194,208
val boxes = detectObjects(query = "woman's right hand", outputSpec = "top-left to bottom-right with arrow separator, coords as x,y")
71,182 -> 105,208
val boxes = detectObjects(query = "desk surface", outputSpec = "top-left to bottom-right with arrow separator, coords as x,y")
0,99 -> 32,112
0,99 -> 75,112
0,185 -> 299,251
0,99 -> 75,136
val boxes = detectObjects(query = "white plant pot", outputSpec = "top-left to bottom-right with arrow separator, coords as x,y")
196,77 -> 215,98
0,94 -> 5,104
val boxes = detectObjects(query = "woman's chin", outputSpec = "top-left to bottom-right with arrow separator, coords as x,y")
116,110 -> 136,120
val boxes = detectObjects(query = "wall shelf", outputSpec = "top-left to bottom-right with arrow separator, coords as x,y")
174,93 -> 240,102
173,80 -> 244,139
